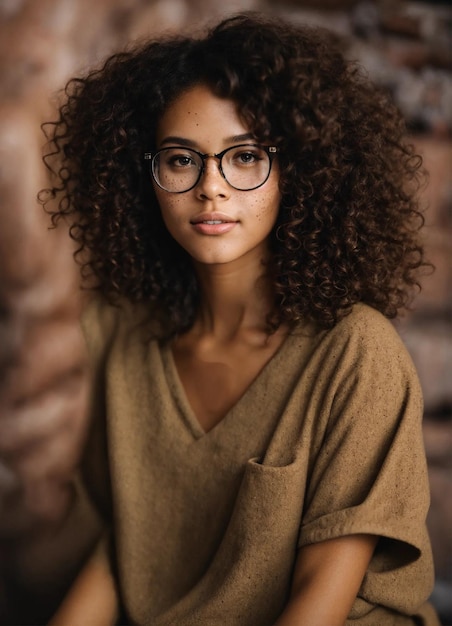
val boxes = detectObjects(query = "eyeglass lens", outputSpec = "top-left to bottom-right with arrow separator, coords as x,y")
152,145 -> 272,192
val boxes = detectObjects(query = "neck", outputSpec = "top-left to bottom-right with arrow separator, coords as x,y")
192,260 -> 275,341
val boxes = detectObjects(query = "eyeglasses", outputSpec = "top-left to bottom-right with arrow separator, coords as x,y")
144,144 -> 278,193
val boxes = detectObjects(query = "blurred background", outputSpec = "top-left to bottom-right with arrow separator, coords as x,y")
0,0 -> 450,622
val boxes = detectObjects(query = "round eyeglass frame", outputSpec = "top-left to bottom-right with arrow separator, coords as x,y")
144,144 -> 278,193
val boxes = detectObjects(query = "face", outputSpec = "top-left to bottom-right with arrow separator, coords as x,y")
153,84 -> 281,269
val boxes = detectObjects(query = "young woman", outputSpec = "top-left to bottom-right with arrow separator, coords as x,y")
41,11 -> 438,626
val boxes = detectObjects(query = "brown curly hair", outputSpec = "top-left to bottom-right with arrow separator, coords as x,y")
42,12 -> 428,336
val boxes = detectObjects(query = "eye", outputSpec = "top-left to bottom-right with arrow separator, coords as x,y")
159,148 -> 200,170
230,147 -> 264,167
238,152 -> 257,163
167,154 -> 197,168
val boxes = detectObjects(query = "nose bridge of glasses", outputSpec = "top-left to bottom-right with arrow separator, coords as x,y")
200,151 -> 227,180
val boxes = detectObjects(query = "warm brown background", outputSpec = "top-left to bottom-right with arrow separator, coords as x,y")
0,0 -> 450,622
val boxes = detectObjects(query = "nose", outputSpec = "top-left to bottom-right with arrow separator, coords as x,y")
195,156 -> 230,200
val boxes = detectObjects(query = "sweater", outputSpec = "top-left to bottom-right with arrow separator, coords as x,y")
79,297 -> 439,625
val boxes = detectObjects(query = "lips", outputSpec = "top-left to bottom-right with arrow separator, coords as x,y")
190,212 -> 238,235
190,212 -> 237,225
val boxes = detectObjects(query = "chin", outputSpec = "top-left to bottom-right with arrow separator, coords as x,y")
192,254 -> 234,266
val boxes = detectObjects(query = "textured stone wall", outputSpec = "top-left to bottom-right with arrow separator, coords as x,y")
0,0 -> 450,621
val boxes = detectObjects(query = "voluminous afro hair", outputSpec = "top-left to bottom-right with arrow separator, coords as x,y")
42,11 -> 428,336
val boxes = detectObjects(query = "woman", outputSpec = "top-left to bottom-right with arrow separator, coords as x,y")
42,12 -> 438,626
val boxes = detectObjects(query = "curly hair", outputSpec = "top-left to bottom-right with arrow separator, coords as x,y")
42,11 -> 428,336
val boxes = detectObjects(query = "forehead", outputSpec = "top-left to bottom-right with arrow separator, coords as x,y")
156,84 -> 251,148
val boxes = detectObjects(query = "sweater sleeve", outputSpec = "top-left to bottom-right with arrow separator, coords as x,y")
79,294 -> 132,523
297,306 -> 435,616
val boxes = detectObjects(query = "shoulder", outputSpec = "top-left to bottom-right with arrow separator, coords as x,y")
81,294 -> 126,353
332,303 -> 403,345
80,294 -> 160,360
323,304 -> 417,373
295,304 -> 423,413
287,303 -> 420,390
324,305 -> 423,423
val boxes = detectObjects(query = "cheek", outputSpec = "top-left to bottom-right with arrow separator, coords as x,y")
252,188 -> 281,226
155,195 -> 191,249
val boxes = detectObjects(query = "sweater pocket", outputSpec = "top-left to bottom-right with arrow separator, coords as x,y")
223,456 -> 307,566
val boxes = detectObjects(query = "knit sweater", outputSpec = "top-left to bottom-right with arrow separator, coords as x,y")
79,297 -> 438,625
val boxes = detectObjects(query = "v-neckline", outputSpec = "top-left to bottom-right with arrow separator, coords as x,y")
160,331 -> 295,439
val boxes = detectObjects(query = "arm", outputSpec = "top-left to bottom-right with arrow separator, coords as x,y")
48,545 -> 119,626
275,534 -> 377,626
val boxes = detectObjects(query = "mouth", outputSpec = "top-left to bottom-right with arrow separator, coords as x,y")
190,213 -> 238,235
190,213 -> 237,225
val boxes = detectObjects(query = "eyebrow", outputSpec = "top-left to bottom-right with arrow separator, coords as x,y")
160,133 -> 256,148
